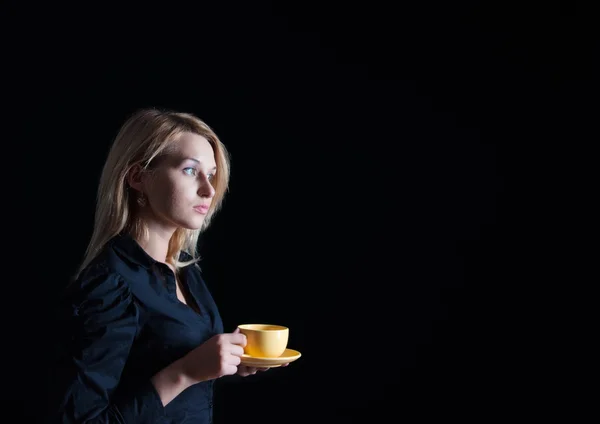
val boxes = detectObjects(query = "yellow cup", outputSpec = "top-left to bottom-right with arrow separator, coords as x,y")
238,324 -> 289,358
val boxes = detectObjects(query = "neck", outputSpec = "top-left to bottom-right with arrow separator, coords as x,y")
133,220 -> 177,265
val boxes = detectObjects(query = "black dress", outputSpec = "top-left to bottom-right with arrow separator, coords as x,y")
47,233 -> 224,423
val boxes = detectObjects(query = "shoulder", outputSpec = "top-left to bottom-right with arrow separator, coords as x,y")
53,263 -> 137,339
65,246 -> 135,307
66,265 -> 129,308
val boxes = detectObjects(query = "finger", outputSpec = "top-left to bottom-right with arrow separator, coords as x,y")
228,355 -> 241,366
237,366 -> 254,377
256,367 -> 270,372
233,327 -> 241,333
225,365 -> 238,376
227,333 -> 247,347
246,366 -> 258,374
229,344 -> 245,357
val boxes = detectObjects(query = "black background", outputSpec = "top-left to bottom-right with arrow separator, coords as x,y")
2,1 -> 594,422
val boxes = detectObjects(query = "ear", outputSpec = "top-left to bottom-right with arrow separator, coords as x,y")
126,164 -> 145,192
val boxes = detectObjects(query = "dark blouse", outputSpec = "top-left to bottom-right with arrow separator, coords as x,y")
47,233 -> 224,423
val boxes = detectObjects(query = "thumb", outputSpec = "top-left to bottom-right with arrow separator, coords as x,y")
232,326 -> 247,346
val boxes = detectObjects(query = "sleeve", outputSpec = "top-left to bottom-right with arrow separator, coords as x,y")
49,268 -> 165,423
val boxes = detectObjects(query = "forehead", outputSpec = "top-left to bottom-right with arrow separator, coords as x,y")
168,132 -> 216,166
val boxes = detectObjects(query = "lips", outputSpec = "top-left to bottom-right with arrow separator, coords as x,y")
193,205 -> 210,214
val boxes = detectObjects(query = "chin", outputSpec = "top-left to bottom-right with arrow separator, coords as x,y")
179,218 -> 206,231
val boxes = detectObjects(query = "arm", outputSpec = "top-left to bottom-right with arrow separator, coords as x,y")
49,270 -> 166,423
150,360 -> 194,406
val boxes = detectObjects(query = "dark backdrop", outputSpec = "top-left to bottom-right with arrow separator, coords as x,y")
3,1 -> 591,422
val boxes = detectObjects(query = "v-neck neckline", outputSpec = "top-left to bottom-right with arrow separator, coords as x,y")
175,268 -> 204,318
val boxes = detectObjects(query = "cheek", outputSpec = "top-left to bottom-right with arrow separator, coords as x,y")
164,184 -> 194,211
148,174 -> 195,214
149,182 -> 178,211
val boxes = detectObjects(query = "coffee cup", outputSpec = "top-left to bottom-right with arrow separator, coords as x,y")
237,324 -> 289,358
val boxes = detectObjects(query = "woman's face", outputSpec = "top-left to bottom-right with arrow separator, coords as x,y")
142,132 -> 217,231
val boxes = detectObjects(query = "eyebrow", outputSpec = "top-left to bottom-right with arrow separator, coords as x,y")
184,157 -> 217,171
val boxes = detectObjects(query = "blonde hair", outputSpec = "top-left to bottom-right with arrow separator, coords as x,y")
74,108 -> 230,280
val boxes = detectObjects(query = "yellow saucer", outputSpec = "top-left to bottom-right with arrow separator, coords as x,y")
240,348 -> 302,368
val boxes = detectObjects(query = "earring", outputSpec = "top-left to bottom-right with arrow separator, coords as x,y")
137,193 -> 147,207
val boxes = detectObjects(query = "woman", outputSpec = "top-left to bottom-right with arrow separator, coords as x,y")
48,108 -> 273,423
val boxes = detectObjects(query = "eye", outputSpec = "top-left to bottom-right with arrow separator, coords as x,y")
207,173 -> 215,182
183,167 -> 197,176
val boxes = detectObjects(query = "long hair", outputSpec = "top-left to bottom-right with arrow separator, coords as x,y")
74,108 -> 230,280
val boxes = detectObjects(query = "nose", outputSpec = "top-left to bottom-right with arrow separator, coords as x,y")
198,176 -> 216,198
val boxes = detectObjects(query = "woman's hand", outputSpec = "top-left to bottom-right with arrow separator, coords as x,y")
177,329 -> 247,384
152,329 -> 247,405
236,365 -> 268,376
236,362 -> 289,377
